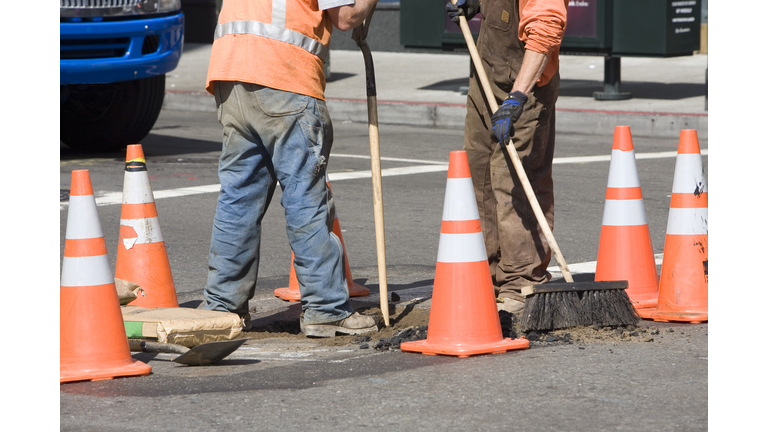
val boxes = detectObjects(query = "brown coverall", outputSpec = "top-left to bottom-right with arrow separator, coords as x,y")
463,0 -> 562,299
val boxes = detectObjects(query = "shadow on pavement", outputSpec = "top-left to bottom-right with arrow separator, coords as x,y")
558,79 -> 705,100
326,72 -> 356,83
60,133 -> 221,161
418,78 -> 468,92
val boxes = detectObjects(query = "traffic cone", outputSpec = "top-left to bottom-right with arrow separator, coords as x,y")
595,126 -> 659,309
274,180 -> 369,301
400,151 -> 529,357
61,170 -> 152,383
115,144 -> 178,308
274,254 -> 303,302
638,130 -> 708,323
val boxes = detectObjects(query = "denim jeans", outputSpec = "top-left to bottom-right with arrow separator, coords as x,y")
204,81 -> 353,325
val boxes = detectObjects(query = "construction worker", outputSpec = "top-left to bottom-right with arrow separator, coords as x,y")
446,0 -> 568,312
203,0 -> 380,337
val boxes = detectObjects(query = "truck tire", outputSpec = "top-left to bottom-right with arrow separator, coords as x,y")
61,74 -> 165,152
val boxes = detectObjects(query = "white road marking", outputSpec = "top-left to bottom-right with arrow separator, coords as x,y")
333,153 -> 448,165
60,150 -> 706,210
554,148 -> 707,164
330,164 -> 449,181
546,253 -> 664,274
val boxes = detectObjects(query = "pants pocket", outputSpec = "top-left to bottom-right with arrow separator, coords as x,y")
252,84 -> 309,117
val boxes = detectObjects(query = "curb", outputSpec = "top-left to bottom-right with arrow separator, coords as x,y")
556,108 -> 708,140
163,91 -> 708,140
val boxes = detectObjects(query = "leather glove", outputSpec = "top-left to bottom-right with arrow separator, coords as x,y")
490,91 -> 528,144
446,0 -> 481,24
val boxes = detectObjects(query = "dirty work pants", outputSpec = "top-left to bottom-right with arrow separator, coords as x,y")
204,81 -> 353,325
463,70 -> 558,297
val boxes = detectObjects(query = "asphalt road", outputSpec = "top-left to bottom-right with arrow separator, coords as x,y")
59,109 -> 708,431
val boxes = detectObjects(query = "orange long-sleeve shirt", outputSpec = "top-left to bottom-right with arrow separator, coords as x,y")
518,0 -> 568,86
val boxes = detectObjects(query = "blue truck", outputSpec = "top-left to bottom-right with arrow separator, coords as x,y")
60,1 -> 185,151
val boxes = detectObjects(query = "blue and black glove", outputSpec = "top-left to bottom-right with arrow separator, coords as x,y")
445,0 -> 481,24
490,91 -> 528,144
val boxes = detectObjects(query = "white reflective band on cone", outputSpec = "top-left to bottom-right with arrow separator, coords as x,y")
666,207 -> 708,235
601,199 -> 648,226
442,178 -> 480,222
120,217 -> 164,246
606,150 -> 641,188
436,232 -> 488,263
672,154 -> 707,194
66,195 -> 105,239
122,172 -> 156,204
61,255 -> 114,287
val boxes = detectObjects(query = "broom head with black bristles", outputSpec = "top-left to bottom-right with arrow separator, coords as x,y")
520,281 -> 640,333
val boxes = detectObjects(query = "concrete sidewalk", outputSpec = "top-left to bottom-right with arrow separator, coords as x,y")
165,43 -> 708,139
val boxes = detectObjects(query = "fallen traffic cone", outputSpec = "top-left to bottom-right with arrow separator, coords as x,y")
595,126 -> 659,309
115,144 -> 178,308
638,130 -> 708,323
274,180 -> 369,301
400,151 -> 529,357
61,170 -> 152,383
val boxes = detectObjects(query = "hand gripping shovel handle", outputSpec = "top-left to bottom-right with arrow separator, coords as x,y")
451,4 -> 573,283
352,10 -> 390,326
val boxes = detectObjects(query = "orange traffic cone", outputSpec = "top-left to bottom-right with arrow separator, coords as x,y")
61,170 -> 152,383
400,151 -> 529,357
595,126 -> 659,309
274,254 -> 303,302
115,145 -> 178,308
638,130 -> 708,323
274,180 -> 369,301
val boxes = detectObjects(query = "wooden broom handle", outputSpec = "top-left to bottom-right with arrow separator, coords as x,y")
452,8 -> 573,283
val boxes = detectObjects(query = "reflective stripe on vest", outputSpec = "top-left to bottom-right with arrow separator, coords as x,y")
214,20 -> 329,62
272,0 -> 286,27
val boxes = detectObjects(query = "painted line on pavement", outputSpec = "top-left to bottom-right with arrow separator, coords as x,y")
554,148 -> 707,164
546,253 -> 664,274
333,153 -> 449,165
60,150 -> 706,210
330,163 -> 449,181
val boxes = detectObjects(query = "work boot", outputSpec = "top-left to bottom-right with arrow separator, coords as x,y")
300,312 -> 378,338
496,289 -> 526,313
496,297 -> 525,313
240,313 -> 252,331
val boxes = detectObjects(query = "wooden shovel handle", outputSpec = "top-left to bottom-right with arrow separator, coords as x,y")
353,11 -> 390,326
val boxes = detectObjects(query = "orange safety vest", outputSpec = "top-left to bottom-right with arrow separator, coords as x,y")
205,0 -> 332,100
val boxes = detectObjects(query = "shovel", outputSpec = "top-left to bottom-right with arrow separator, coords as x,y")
128,338 -> 248,366
352,10 -> 390,327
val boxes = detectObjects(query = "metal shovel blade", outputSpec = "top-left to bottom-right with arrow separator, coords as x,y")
129,338 -> 248,366
172,338 -> 248,366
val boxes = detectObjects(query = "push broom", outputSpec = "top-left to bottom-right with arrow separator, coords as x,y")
449,2 -> 640,332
